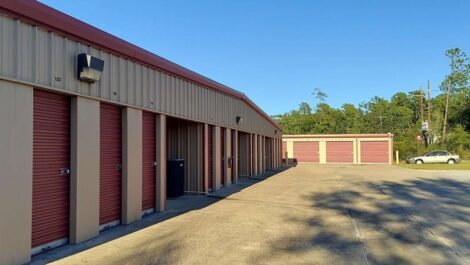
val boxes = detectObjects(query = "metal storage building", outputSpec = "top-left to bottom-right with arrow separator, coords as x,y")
0,1 -> 283,264
282,134 -> 393,165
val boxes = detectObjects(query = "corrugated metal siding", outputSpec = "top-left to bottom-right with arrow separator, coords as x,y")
238,132 -> 249,176
326,141 -> 354,163
361,141 -> 389,164
32,89 -> 70,247
142,111 -> 156,211
293,142 -> 319,163
100,103 -> 122,225
0,14 -> 280,138
167,118 -> 203,193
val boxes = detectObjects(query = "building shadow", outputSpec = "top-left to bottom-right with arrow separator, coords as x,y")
30,168 -> 287,265
250,176 -> 470,265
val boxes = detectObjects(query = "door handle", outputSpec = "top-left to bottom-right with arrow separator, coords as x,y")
152,161 -> 158,167
115,164 -> 122,171
60,168 -> 70,176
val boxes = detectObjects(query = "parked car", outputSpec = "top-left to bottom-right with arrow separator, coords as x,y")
407,150 -> 461,164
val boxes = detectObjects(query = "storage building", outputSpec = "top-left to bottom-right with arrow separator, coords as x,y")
0,1 -> 283,264
282,134 -> 393,164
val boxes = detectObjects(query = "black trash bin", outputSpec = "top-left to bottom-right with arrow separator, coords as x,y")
167,159 -> 184,197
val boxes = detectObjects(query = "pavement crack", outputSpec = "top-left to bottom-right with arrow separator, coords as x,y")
374,184 -> 468,265
348,209 -> 371,265
337,175 -> 371,265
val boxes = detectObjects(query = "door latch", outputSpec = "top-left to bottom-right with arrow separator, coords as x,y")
59,168 -> 70,176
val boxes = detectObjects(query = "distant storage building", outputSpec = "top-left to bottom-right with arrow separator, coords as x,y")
0,1 -> 283,264
282,134 -> 393,165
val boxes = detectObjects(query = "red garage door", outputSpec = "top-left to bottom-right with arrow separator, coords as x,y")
100,103 -> 122,226
32,90 -> 70,248
142,111 -> 156,212
293,141 -> 319,162
231,130 -> 235,182
361,141 -> 389,164
221,128 -> 225,186
208,125 -> 213,191
326,141 -> 354,163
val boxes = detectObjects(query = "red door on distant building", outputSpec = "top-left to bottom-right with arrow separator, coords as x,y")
326,141 -> 354,163
293,141 -> 319,163
361,141 -> 389,164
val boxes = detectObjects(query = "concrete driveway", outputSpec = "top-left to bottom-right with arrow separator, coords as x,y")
40,165 -> 470,265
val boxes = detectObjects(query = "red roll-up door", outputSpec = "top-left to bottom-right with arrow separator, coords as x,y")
100,103 -> 122,225
361,141 -> 389,164
293,141 -> 319,163
282,141 -> 287,160
142,111 -> 156,211
221,128 -> 225,186
326,141 -> 354,163
208,125 -> 213,191
231,130 -> 235,182
32,90 -> 70,248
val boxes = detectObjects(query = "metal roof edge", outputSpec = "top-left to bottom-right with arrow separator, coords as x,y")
0,0 -> 281,131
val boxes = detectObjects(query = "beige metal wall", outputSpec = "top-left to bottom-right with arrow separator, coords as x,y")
70,96 -> 100,244
0,81 -> 33,265
122,107 -> 143,224
0,14 -> 280,139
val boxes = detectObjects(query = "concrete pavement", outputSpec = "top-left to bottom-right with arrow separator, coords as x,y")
33,165 -> 470,265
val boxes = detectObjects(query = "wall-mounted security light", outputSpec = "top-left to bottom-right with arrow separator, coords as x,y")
77,53 -> 104,83
236,116 -> 243,124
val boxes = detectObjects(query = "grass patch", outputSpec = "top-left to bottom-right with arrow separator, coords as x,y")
398,162 -> 470,170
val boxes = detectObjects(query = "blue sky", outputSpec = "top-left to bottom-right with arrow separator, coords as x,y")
40,0 -> 470,115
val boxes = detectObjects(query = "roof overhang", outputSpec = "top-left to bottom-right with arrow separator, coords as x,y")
0,0 -> 281,131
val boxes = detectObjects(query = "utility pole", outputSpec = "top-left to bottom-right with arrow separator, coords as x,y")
420,87 -> 424,123
427,80 -> 432,142
442,81 -> 451,142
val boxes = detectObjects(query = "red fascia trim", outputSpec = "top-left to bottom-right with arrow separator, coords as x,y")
0,0 -> 281,130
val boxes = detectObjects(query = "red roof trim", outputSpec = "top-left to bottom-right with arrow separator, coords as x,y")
0,0 -> 280,130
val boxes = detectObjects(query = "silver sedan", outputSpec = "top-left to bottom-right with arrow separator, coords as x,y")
407,151 -> 461,164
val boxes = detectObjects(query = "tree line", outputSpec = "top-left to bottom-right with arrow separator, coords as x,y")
272,48 -> 470,160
